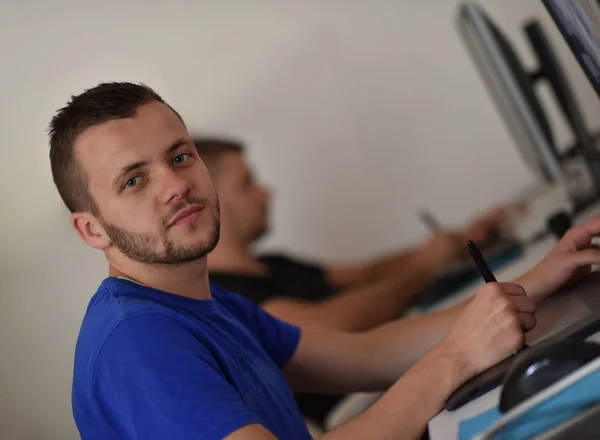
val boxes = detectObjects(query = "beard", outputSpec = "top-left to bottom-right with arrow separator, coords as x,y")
101,198 -> 220,265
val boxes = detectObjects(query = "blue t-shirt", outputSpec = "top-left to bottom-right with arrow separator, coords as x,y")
72,277 -> 311,440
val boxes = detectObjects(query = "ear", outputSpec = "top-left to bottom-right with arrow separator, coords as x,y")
71,212 -> 111,250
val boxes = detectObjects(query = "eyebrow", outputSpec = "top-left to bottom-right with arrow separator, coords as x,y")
111,137 -> 190,189
164,138 -> 189,157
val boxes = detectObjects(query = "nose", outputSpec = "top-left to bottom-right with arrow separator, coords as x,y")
260,184 -> 272,202
159,166 -> 191,205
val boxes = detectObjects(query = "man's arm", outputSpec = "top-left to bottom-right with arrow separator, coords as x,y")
283,216 -> 600,395
263,255 -> 436,332
281,281 -> 537,395
225,346 -> 465,440
318,344 -> 474,440
324,247 -> 419,288
224,216 -> 600,440
226,282 -> 532,440
263,205 -> 525,331
262,231 -> 477,332
281,300 -> 466,394
224,349 -> 464,440
324,233 -> 462,289
325,203 -> 525,289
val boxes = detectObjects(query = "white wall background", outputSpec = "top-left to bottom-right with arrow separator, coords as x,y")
1,0 -> 600,438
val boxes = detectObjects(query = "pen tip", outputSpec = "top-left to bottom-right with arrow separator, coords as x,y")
467,240 -> 476,248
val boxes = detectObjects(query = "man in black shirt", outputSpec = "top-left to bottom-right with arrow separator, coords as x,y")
197,137 -> 522,427
199,136 -> 520,334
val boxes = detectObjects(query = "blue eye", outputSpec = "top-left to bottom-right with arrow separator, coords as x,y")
173,153 -> 191,165
123,176 -> 142,189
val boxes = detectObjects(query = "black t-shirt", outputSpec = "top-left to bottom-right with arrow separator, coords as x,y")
209,253 -> 343,426
211,254 -> 338,304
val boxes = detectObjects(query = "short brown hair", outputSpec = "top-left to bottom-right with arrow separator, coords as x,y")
192,137 -> 244,177
48,82 -> 181,213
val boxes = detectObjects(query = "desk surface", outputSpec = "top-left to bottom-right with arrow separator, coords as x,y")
427,203 -> 600,440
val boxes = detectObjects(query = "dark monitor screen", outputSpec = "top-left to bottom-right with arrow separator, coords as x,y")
543,0 -> 600,98
457,3 -> 564,182
484,15 -> 557,157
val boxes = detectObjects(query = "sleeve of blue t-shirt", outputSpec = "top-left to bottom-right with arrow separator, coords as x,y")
211,285 -> 301,369
92,313 -> 260,440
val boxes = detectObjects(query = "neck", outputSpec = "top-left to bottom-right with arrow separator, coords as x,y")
208,233 -> 266,275
108,255 -> 212,300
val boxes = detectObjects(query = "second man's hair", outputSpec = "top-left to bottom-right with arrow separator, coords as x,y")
193,137 -> 245,177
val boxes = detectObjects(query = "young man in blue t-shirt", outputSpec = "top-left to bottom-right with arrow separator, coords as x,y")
49,82 -> 600,440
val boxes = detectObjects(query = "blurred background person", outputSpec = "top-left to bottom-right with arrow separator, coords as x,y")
197,136 -> 522,331
196,136 -> 524,427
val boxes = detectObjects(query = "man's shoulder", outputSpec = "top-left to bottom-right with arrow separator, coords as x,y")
260,252 -> 325,272
210,283 -> 261,317
77,279 -> 248,353
82,278 -> 170,329
74,279 -> 183,367
72,279 -> 229,430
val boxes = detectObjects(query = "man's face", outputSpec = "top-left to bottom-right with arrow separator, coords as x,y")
215,152 -> 271,243
73,101 -> 220,265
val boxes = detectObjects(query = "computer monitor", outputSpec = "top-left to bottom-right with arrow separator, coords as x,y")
542,0 -> 600,98
457,2 -> 562,183
524,20 -> 596,157
457,2 -> 596,188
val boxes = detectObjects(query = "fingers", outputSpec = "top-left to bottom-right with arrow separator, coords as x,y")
478,283 -> 532,310
480,282 -> 536,332
501,310 -> 527,351
517,312 -> 537,332
497,284 -> 536,328
561,216 -> 600,250
447,282 -> 532,375
570,248 -> 600,266
508,295 -> 536,314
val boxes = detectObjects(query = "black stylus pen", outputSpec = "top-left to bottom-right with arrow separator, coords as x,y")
467,240 -> 497,283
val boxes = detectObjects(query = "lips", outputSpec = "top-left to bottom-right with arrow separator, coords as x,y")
168,205 -> 204,227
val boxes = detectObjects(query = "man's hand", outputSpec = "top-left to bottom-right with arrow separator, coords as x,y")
517,216 -> 600,303
311,282 -> 536,440
434,282 -> 536,380
416,203 -> 526,275
416,231 -> 466,275
463,202 -> 526,244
